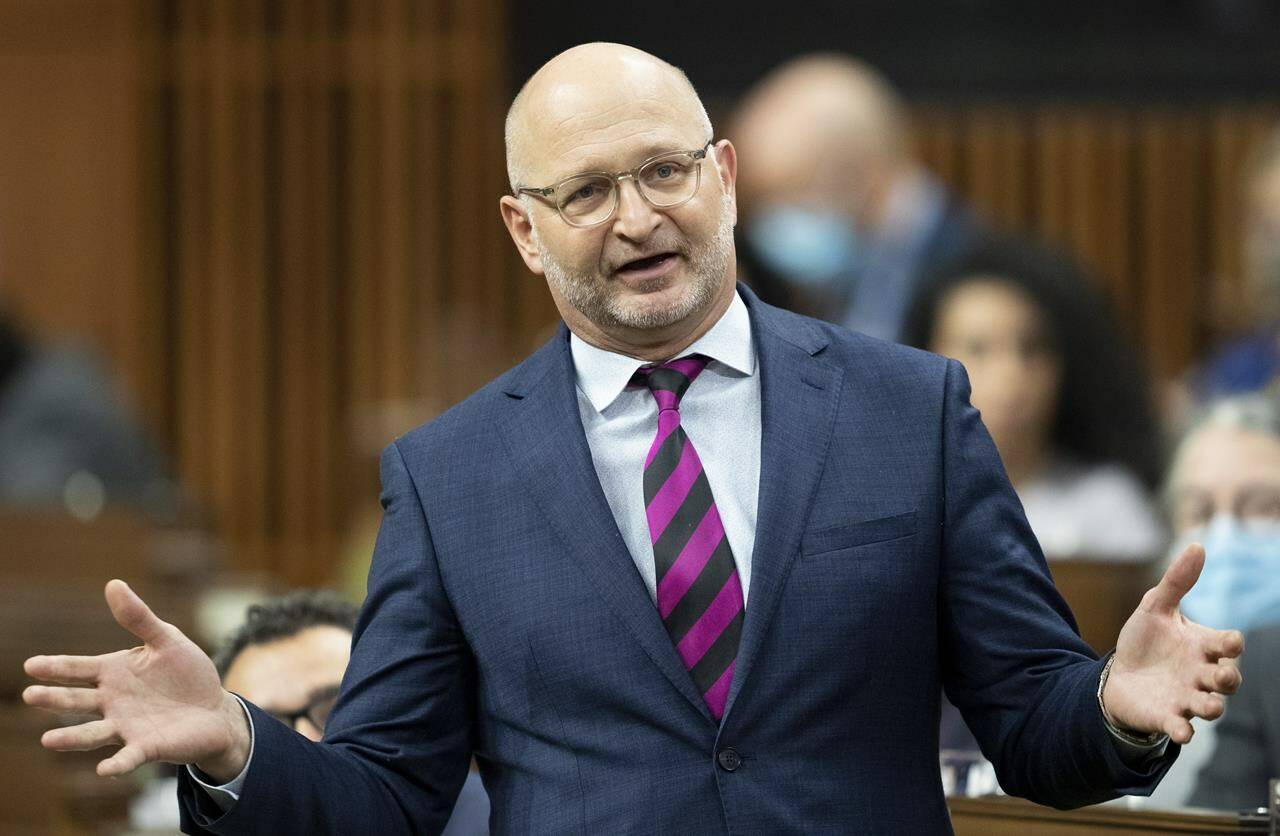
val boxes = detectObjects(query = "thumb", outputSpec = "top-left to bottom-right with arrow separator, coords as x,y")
1143,542 -> 1205,615
105,579 -> 171,647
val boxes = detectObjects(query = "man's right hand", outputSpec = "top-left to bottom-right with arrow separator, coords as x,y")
23,579 -> 251,783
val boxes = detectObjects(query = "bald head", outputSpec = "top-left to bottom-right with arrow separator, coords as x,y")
731,54 -> 909,214
505,43 -> 713,192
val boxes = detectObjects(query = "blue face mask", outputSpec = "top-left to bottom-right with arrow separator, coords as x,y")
746,206 -> 864,289
1176,515 -> 1280,633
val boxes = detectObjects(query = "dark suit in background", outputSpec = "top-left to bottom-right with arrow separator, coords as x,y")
1188,623 -> 1280,811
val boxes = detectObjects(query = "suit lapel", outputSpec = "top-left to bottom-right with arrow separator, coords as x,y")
723,291 -> 844,722
496,328 -> 714,723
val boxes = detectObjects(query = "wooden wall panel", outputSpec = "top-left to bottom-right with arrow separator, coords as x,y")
142,0 -> 523,584
912,101 -> 1280,378
0,0 -> 150,416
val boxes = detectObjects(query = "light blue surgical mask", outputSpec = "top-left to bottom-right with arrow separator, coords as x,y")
1176,514 -> 1280,632
746,205 -> 864,289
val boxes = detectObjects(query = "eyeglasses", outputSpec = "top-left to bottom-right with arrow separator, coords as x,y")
268,684 -> 340,734
516,140 -> 714,228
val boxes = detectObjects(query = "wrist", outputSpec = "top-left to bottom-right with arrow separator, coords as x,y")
1098,654 -> 1162,746
194,692 -> 252,784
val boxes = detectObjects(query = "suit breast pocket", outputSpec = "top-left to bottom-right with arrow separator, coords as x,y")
801,509 -> 918,558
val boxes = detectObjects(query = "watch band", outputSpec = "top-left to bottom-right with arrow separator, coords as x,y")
1097,653 -> 1163,747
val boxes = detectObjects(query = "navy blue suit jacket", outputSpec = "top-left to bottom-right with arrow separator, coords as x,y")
179,285 -> 1173,834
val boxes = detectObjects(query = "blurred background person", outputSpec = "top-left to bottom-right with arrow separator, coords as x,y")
128,590 -> 492,835
902,235 -> 1165,560
730,53 -> 982,340
0,306 -> 174,518
1167,394 -> 1280,635
1143,393 -> 1280,809
211,590 -> 358,742
1191,124 -> 1280,401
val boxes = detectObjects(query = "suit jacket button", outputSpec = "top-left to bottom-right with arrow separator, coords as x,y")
717,748 -> 742,772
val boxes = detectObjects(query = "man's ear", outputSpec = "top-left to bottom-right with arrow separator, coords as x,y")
711,139 -> 738,226
499,195 -> 545,276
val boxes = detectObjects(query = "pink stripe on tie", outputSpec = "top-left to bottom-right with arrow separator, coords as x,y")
645,441 -> 702,541
703,660 -> 735,720
675,574 -> 744,670
657,503 -> 725,619
664,356 -> 707,380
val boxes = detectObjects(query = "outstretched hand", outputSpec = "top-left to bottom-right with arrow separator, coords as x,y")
23,580 -> 251,781
1103,543 -> 1245,744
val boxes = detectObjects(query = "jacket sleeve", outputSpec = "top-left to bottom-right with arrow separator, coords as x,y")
936,358 -> 1176,808
178,440 -> 476,834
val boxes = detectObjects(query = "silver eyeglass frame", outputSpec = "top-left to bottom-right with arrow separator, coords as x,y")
515,140 -> 715,228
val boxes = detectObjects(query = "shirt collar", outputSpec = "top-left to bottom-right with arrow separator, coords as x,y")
569,289 -> 755,414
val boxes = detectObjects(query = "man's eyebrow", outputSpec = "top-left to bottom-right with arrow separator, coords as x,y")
548,140 -> 703,183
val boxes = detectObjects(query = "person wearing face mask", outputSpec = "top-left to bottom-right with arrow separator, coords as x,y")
1192,125 -> 1280,400
1143,394 -> 1280,809
731,53 -> 982,342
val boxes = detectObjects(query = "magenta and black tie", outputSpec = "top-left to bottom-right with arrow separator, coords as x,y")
632,355 -> 744,721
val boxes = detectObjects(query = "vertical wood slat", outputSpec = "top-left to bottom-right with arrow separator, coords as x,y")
275,0 -> 312,581
208,1 -> 233,547
378,0 -> 411,401
311,0 -> 341,587
174,0 -> 211,510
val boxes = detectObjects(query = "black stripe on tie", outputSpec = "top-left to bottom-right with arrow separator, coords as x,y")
662,535 -> 735,645
646,367 -> 693,400
689,606 -> 744,695
643,426 -> 686,505
650,469 -> 714,579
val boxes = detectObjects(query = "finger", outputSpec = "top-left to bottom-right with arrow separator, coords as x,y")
1142,542 -> 1205,615
104,579 -> 171,647
24,654 -> 101,685
1193,662 -> 1243,694
1201,628 -> 1245,660
98,744 -> 148,777
1186,691 -> 1225,721
1163,715 -> 1194,745
22,685 -> 101,714
41,719 -> 118,752
1210,661 -> 1243,695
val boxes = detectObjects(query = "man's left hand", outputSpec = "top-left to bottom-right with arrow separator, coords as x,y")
1102,542 -> 1244,744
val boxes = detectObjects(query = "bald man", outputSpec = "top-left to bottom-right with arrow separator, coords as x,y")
732,54 -> 981,341
26,43 -> 1246,834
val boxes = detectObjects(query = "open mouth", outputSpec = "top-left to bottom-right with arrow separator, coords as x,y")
615,252 -> 678,277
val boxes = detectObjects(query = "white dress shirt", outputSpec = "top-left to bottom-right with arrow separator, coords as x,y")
571,289 -> 762,605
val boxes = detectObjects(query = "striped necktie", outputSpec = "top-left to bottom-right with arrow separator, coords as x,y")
633,355 -> 744,721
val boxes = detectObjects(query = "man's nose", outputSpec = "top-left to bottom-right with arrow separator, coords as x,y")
612,178 -> 660,241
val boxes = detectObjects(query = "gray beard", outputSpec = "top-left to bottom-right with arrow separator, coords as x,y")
534,193 -> 736,332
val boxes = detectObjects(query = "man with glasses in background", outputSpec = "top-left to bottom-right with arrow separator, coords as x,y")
26,43 -> 1246,833
131,591 -> 491,833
